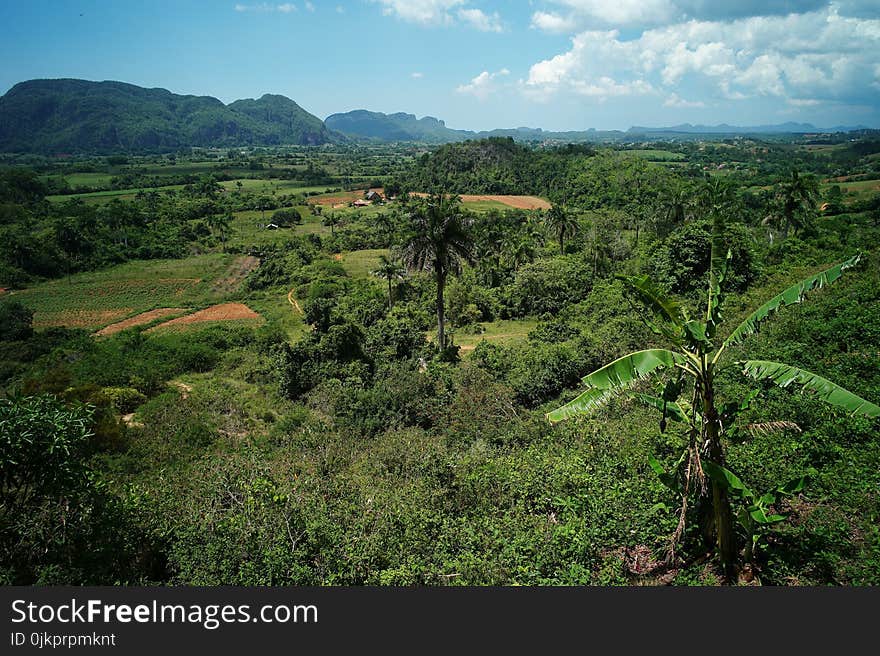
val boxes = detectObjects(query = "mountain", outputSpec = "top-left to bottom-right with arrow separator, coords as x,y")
0,79 -> 333,153
627,122 -> 869,135
325,110 -> 472,143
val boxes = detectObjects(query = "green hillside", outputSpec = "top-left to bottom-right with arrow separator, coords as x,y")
0,79 -> 333,153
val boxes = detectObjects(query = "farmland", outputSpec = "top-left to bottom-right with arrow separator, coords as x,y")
3,134 -> 880,591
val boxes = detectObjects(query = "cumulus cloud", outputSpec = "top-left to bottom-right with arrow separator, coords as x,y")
457,8 -> 503,33
411,72 -> 425,79
663,92 -> 706,108
372,0 -> 465,26
522,6 -> 880,109
373,1 -> 504,31
456,69 -> 510,101
530,11 -> 579,34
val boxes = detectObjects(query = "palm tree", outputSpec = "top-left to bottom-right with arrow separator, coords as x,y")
323,213 -> 341,236
774,170 -> 820,239
548,219 -> 877,578
545,204 -> 579,255
372,255 -> 405,310
401,193 -> 474,350
206,212 -> 232,252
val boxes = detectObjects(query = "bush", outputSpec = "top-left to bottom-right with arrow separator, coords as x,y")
0,299 -> 33,341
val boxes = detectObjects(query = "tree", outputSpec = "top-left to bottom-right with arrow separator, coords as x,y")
548,219 -> 878,579
206,213 -> 232,252
770,170 -> 820,239
323,213 -> 341,236
372,255 -> 405,310
401,193 -> 474,350
545,204 -> 579,255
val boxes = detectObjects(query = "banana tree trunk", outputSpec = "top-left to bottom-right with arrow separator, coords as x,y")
702,370 -> 737,578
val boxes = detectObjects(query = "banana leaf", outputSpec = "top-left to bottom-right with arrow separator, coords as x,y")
740,360 -> 880,418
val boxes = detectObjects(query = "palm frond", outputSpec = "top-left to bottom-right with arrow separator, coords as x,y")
745,421 -> 802,436
740,360 -> 880,418
548,349 -> 686,423
722,254 -> 862,349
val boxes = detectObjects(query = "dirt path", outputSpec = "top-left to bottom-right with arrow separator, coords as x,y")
287,289 -> 303,315
95,308 -> 189,336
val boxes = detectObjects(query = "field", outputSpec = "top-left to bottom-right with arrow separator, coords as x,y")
337,249 -> 391,278
9,254 -> 240,329
431,318 -> 539,353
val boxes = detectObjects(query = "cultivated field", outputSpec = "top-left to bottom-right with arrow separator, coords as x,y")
10,254 -> 240,329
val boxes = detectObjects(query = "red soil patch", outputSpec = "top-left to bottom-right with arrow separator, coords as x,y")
95,308 -> 189,336
147,303 -> 261,332
411,193 -> 551,210
309,188 -> 384,207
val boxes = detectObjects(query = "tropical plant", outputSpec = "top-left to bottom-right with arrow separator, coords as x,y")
205,212 -> 232,252
545,204 -> 579,255
548,217 -> 878,578
400,193 -> 474,350
372,254 -> 405,310
766,170 -> 820,239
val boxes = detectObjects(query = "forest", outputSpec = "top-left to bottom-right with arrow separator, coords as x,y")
1,133 -> 879,586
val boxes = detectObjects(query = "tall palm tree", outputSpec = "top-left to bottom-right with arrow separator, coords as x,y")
372,255 -> 405,310
775,170 -> 820,239
545,204 -> 579,255
401,193 -> 474,350
547,218 -> 877,578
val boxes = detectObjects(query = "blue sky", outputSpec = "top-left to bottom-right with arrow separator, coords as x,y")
1,1 -> 878,130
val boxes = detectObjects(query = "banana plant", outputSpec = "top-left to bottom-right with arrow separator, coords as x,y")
547,215 -> 879,576
702,461 -> 815,564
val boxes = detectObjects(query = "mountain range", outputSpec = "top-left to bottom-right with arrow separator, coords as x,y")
0,78 -> 870,153
0,79 -> 331,153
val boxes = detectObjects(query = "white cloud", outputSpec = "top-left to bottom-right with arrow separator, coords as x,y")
522,7 -> 880,108
305,1 -> 315,11
235,3 -> 297,12
530,11 -> 578,34
457,8 -> 503,33
372,1 -> 505,31
456,69 -> 510,101
411,72 -> 425,79
663,92 -> 706,108
373,0 -> 465,26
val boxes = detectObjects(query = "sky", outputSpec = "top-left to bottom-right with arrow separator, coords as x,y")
1,1 -> 878,131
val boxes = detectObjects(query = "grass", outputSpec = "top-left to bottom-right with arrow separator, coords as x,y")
436,318 -> 539,354
10,254 -> 238,330
337,249 -> 391,279
460,199 -> 512,213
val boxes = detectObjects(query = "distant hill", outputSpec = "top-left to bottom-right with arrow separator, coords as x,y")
0,79 -> 333,153
325,110 -> 472,143
326,109 -> 631,144
627,122 -> 869,135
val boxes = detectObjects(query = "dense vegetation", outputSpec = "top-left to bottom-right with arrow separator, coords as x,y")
1,134 -> 879,586
0,79 -> 332,153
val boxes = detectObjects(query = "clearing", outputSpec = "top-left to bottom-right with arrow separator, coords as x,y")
147,302 -> 262,332
95,308 -> 189,336
10,254 -> 236,330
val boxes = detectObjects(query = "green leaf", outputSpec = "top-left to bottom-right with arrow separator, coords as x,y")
703,461 -> 754,500
547,349 -> 686,423
740,360 -> 880,418
633,393 -> 688,423
723,254 -> 862,349
620,275 -> 687,328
